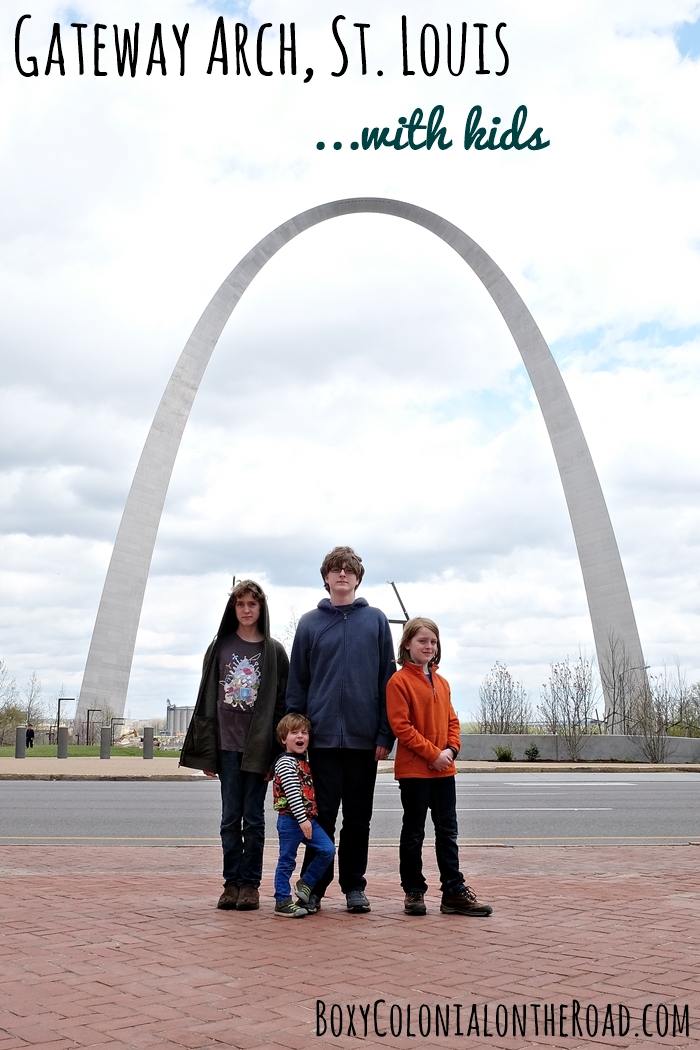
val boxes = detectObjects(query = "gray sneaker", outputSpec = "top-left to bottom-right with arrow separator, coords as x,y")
303,892 -> 321,914
346,889 -> 371,913
295,879 -> 313,905
275,896 -> 308,918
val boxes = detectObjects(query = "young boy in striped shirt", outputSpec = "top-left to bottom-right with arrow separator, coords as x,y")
272,714 -> 336,917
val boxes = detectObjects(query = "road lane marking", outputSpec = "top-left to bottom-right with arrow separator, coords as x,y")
0,833 -> 696,845
503,782 -> 635,787
372,807 -> 612,812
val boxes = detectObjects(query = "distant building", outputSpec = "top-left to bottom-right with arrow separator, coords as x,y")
165,701 -> 194,736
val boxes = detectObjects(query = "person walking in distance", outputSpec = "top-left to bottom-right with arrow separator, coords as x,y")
181,580 -> 289,911
286,546 -> 395,913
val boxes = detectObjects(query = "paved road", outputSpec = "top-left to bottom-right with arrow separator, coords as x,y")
1,772 -> 698,846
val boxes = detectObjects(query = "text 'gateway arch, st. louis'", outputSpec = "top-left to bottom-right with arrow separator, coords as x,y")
75,197 -> 645,729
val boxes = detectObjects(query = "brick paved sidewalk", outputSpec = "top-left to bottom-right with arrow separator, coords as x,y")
1,845 -> 698,1049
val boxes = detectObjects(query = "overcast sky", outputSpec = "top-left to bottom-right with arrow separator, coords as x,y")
2,0 -> 700,721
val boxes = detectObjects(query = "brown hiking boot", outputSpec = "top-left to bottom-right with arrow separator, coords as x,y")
236,885 -> 260,910
216,884 -> 239,910
440,885 -> 492,917
404,892 -> 427,916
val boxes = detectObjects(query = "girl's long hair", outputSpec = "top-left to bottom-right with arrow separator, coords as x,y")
397,616 -> 441,667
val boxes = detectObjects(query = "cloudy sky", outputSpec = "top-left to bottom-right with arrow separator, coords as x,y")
2,0 -> 700,722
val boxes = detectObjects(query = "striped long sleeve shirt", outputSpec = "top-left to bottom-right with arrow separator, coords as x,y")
272,753 -> 318,824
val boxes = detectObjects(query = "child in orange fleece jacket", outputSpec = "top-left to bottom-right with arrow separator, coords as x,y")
386,617 -> 493,918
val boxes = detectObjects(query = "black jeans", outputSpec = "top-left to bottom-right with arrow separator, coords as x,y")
398,776 -> 464,896
218,750 -> 268,888
301,748 -> 378,898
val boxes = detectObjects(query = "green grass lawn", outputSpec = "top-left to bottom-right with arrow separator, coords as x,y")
0,744 -> 181,758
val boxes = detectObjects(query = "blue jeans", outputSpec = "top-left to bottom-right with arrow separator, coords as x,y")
274,814 -> 336,902
398,776 -> 465,896
218,750 -> 268,888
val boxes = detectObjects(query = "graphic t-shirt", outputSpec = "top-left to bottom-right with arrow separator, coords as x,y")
217,633 -> 265,752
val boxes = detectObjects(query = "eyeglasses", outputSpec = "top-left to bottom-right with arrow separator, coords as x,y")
327,566 -> 357,577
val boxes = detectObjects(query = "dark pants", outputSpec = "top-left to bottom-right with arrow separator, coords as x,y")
301,747 -> 377,898
218,750 -> 268,888
398,776 -> 464,896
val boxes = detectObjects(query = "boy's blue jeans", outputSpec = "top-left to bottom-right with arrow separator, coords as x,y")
274,814 -> 336,902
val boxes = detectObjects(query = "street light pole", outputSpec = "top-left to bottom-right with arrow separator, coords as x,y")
55,697 -> 74,751
110,717 -> 126,746
86,708 -> 101,747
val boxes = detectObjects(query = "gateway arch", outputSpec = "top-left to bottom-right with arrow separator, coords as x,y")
76,197 -> 644,729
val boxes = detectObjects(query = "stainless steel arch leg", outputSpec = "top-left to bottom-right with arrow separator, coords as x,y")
76,198 -> 644,727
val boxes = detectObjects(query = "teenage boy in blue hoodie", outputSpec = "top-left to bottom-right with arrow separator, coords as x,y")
286,546 -> 395,914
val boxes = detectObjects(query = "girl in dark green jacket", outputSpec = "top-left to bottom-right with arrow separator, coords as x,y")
181,580 -> 288,911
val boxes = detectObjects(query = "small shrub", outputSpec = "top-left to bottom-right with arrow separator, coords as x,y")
524,744 -> 540,762
493,745 -> 513,762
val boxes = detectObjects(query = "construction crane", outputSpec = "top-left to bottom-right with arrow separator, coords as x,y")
387,581 -> 410,625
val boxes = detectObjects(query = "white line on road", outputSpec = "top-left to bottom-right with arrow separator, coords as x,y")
504,782 -> 635,787
372,807 -> 612,812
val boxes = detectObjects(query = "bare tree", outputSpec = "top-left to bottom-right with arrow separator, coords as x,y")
0,660 -> 22,746
478,662 -> 532,733
682,682 -> 700,737
599,631 -> 632,734
22,670 -> 45,726
0,660 -> 18,707
664,661 -> 697,737
280,607 -> 300,657
539,653 -> 598,760
630,666 -> 680,763
599,630 -> 649,734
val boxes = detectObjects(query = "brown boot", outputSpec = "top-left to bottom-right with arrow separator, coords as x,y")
216,884 -> 239,910
440,885 -> 492,917
404,891 -> 426,916
236,885 -> 260,910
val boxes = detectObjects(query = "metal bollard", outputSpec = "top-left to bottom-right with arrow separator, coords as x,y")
57,726 -> 68,759
142,726 -> 154,760
100,725 -> 111,759
15,726 -> 26,759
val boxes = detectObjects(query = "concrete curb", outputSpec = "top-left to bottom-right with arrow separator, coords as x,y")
0,774 -> 205,781
0,756 -> 201,781
1,758 -> 699,780
451,762 -> 700,773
